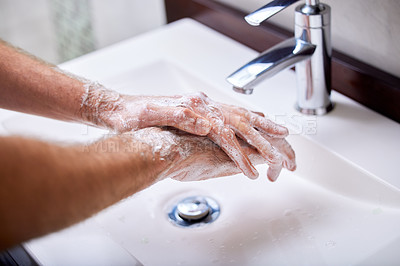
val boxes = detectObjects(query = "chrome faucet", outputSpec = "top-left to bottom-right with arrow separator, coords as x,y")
226,0 -> 334,115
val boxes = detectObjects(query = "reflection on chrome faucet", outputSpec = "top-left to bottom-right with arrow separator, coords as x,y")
227,0 -> 334,115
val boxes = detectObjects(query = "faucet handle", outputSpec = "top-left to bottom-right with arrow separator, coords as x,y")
245,0 -> 300,26
245,0 -> 322,26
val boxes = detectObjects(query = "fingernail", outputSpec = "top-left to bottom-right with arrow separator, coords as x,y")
248,168 -> 259,180
267,166 -> 282,182
288,161 -> 297,171
283,160 -> 297,171
245,162 -> 259,180
277,125 -> 289,137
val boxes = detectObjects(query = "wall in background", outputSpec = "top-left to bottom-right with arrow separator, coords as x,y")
91,0 -> 166,50
0,0 -> 166,64
0,0 -> 57,62
215,0 -> 400,78
2,0 -> 398,78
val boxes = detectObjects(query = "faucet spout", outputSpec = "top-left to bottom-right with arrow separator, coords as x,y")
244,0 -> 301,26
226,38 -> 316,94
226,0 -> 333,115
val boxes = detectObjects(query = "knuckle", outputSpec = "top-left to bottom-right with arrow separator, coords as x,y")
270,149 -> 283,164
140,103 -> 153,114
237,106 -> 248,113
189,95 -> 203,105
198,91 -> 208,98
175,108 -> 192,121
137,103 -> 153,123
186,92 -> 209,107
223,126 -> 236,138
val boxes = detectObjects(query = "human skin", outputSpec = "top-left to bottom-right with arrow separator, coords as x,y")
0,40 -> 295,181
0,127 -> 263,250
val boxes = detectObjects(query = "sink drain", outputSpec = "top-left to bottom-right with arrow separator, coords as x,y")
168,196 -> 220,227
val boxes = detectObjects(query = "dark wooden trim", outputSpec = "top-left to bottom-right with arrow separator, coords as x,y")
165,0 -> 400,123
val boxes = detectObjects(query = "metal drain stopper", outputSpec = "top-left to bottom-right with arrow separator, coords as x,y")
168,196 -> 220,227
177,197 -> 210,221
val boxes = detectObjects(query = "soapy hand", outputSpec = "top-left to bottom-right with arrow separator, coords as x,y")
80,84 -> 295,181
125,127 -> 266,182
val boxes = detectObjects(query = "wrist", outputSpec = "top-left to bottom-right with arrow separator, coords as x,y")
82,133 -> 174,195
78,82 -> 124,131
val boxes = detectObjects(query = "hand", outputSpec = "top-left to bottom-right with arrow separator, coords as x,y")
122,127 -> 266,182
81,85 -> 295,181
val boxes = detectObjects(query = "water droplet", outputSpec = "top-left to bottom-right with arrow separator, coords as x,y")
141,237 -> 149,244
372,207 -> 383,215
283,209 -> 292,216
211,258 -> 219,264
252,231 -> 260,240
325,240 -> 336,249
251,256 -> 258,261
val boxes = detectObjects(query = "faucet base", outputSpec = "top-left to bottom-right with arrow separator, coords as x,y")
233,86 -> 254,95
295,102 -> 334,115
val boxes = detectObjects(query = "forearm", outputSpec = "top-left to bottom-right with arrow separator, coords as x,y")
0,135 -> 167,250
0,40 -> 91,123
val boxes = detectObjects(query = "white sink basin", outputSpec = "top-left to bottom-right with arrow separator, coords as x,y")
2,19 -> 399,265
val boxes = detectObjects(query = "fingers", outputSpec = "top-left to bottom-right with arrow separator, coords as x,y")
251,111 -> 265,117
234,124 -> 289,182
224,104 -> 288,138
208,126 -> 259,180
246,112 -> 288,138
131,95 -> 295,183
227,112 -> 295,181
232,119 -> 283,166
267,165 -> 283,182
263,135 -> 296,171
141,104 -> 211,136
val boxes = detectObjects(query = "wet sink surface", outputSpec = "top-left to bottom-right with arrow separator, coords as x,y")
1,19 -> 399,265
